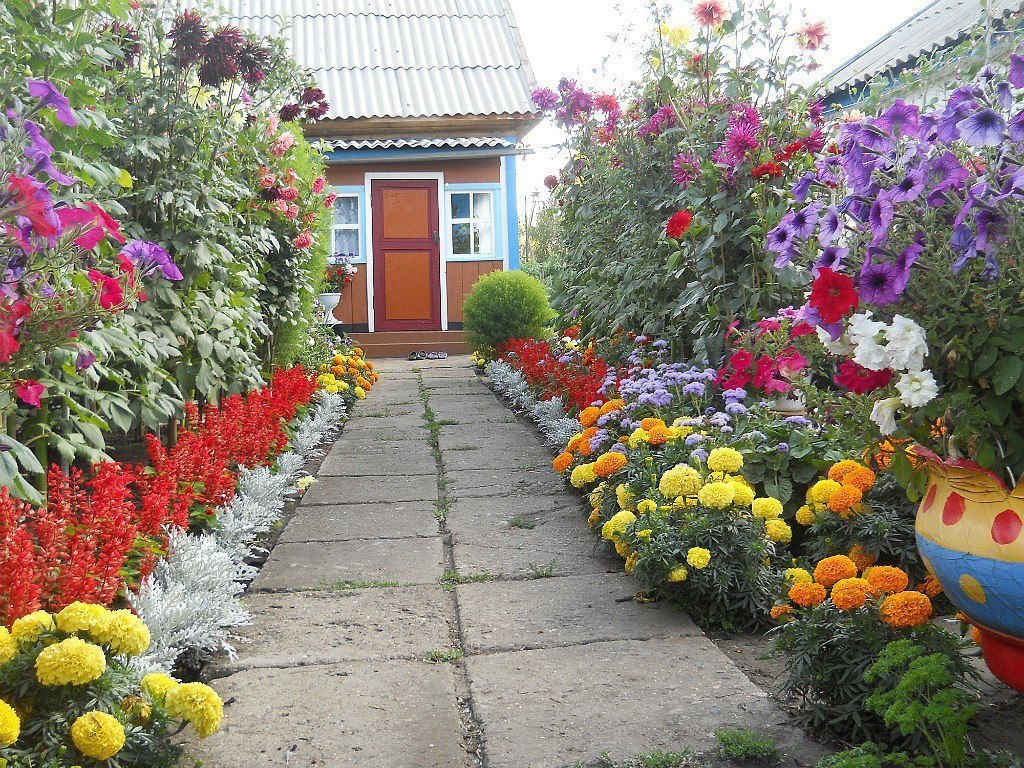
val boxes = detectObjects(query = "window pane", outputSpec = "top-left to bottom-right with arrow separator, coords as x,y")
450,193 -> 470,219
473,222 -> 493,255
333,195 -> 359,226
473,192 -> 492,220
452,223 -> 472,255
334,229 -> 359,259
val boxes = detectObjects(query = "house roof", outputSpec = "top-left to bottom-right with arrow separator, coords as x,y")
217,0 -> 540,123
324,136 -> 518,150
821,0 -> 1022,100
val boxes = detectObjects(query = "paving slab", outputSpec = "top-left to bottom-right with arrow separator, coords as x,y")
279,501 -> 439,544
191,661 -> 472,768
210,586 -> 453,674
446,467 -> 567,499
466,637 -> 798,768
439,424 -> 542,451
443,443 -> 550,471
251,537 -> 445,591
301,473 -> 437,505
452,525 -> 619,580
319,450 -> 437,477
326,437 -> 428,456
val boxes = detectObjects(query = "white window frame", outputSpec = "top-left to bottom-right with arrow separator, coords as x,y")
331,192 -> 362,263
448,191 -> 495,259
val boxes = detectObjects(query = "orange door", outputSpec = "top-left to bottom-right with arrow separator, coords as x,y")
371,180 -> 441,331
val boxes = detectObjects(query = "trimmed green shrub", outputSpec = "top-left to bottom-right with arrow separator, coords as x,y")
462,270 -> 554,358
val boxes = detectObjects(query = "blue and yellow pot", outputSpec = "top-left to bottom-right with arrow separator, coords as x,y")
915,449 -> 1024,692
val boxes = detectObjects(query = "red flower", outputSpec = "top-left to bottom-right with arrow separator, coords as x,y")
751,162 -> 783,180
7,175 -> 59,238
692,0 -> 728,27
790,321 -> 815,337
666,210 -> 693,239
544,175 -> 558,190
88,270 -> 125,310
834,360 -> 894,394
595,94 -> 620,113
809,268 -> 859,324
15,379 -> 44,407
0,299 -> 32,363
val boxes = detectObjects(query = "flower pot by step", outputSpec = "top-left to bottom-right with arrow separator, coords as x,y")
914,448 -> 1024,692
317,292 -> 341,325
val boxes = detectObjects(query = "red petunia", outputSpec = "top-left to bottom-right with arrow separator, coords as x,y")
88,270 -> 125,310
834,360 -> 894,394
7,175 -> 59,238
15,379 -> 44,408
666,210 -> 693,239
0,300 -> 32,363
809,267 -> 859,324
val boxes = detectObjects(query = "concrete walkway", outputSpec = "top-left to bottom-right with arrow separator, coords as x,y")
193,356 -> 818,768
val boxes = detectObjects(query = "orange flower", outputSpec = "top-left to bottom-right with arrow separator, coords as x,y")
917,575 -> 943,598
581,427 -> 599,441
640,417 -> 666,431
879,591 -> 933,628
567,435 -> 584,453
594,451 -> 628,478
813,555 -> 858,588
848,545 -> 876,572
600,399 -> 624,415
830,577 -> 871,610
579,441 -> 594,457
827,485 -> 863,515
580,406 -> 602,428
843,467 -> 877,492
866,566 -> 909,595
971,625 -> 982,645
770,605 -> 794,621
588,509 -> 600,528
788,581 -> 827,608
827,460 -> 862,483
553,453 -> 574,473
647,424 -> 670,445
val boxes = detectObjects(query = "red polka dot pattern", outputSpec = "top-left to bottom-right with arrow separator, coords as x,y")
922,484 -> 937,513
992,509 -> 1023,546
943,493 -> 965,526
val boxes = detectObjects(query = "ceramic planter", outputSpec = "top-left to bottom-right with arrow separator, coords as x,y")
317,292 -> 341,324
914,448 -> 1024,691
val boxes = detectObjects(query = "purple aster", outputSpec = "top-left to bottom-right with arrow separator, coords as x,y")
858,259 -> 901,307
817,206 -> 841,246
121,240 -> 183,281
531,87 -> 558,110
1012,52 -> 1024,89
957,108 -> 1006,147
26,79 -> 77,126
682,381 -> 706,397
874,99 -> 919,139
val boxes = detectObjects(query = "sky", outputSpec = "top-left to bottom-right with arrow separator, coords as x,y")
510,0 -> 931,215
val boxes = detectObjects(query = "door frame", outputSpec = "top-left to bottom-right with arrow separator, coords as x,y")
364,172 -> 448,333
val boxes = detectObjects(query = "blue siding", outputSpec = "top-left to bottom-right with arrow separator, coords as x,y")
505,155 -> 519,269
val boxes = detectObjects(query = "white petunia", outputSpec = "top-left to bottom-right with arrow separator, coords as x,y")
870,397 -> 902,436
848,312 -> 890,371
816,325 -> 855,356
885,315 -> 929,372
896,370 -> 939,407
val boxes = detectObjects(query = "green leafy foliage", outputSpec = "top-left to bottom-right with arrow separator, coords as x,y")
715,728 -> 778,763
462,270 -> 554,358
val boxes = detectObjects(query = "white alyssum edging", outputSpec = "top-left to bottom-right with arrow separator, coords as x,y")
486,360 -> 581,450
129,391 -> 348,674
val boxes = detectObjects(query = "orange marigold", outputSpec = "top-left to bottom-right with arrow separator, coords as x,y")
553,453 -> 574,473
827,485 -> 863,515
827,460 -> 862,482
848,545 -> 876,572
813,555 -> 859,588
581,427 -> 598,440
788,581 -> 827,608
640,417 -> 666,431
770,605 -> 794,621
830,577 -> 872,610
588,509 -> 600,528
580,406 -> 602,428
567,435 -> 584,453
866,566 -> 909,595
579,440 -> 594,457
600,399 -> 625,415
917,575 -> 944,598
594,451 -> 628,478
879,591 -> 933,628
647,425 -> 670,445
843,467 -> 877,492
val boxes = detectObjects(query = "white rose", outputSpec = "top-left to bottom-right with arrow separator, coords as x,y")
896,370 -> 939,407
816,325 -> 855,356
885,315 -> 929,372
848,312 -> 890,371
870,396 -> 901,436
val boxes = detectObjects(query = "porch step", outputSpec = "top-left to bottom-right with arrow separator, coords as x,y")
348,330 -> 471,359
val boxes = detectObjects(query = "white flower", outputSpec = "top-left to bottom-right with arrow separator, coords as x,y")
870,397 -> 902,436
816,326 -> 855,356
885,315 -> 929,372
848,312 -> 890,371
896,370 -> 939,407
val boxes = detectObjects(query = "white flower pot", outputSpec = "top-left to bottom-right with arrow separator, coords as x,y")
772,390 -> 806,414
318,293 -> 341,324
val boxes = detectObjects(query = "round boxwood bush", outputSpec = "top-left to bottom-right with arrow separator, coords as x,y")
462,270 -> 554,358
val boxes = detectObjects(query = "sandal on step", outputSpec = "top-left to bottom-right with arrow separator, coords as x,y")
438,351 -> 448,359
426,352 -> 439,360
407,352 -> 418,361
416,350 -> 428,360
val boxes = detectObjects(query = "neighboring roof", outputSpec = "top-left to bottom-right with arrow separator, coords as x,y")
216,0 -> 540,123
324,136 -> 517,150
821,0 -> 1022,99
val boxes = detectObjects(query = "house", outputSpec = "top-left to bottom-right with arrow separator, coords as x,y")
224,0 -> 542,357
821,0 -> 1022,109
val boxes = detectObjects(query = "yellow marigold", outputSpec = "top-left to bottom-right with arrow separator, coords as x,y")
814,555 -> 859,588
706,447 -> 743,473
827,460 -> 862,483
848,544 -> 877,572
588,483 -> 608,508
697,481 -> 735,509
827,485 -> 863,515
729,481 -> 755,507
616,483 -> 635,510
0,699 -> 19,747
71,711 -> 125,760
35,637 -> 106,686
636,529 -> 653,542
165,682 -> 224,738
570,463 -> 597,488
788,581 -> 827,607
765,518 -> 792,544
844,467 -> 877,492
55,602 -> 111,641
808,479 -> 842,505
601,510 -> 636,541
879,591 -> 933,628
866,566 -> 909,595
784,567 -> 812,585
579,406 -> 602,428
594,451 -> 628,478
770,605 -> 794,622
615,538 -> 632,558
667,566 -> 689,583
553,452 -> 574,473
600,399 -> 624,415
354,387 -> 366,399
93,610 -> 150,657
625,552 -> 639,574
11,611 -> 56,644
658,465 -> 703,498
567,434 -> 584,453
587,509 -> 600,528
636,499 -> 658,515
647,424 -> 671,445
917,575 -> 944,598
122,695 -> 152,726
627,428 -> 650,447
752,497 -> 784,520
142,672 -> 179,703
686,547 -> 711,569
830,577 -> 872,610
0,628 -> 17,665
795,505 -> 817,526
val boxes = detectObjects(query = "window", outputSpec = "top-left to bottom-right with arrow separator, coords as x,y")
332,194 -> 361,261
449,191 -> 494,257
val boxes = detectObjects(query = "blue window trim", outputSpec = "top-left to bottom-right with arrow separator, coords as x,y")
332,185 -> 367,263
444,183 -> 506,263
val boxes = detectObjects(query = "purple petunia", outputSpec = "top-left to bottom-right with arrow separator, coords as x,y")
957,108 -> 1006,147
858,259 -> 901,307
22,119 -> 75,185
1011,51 -> 1024,89
874,99 -> 919,139
27,79 -> 77,126
817,206 -> 841,245
121,240 -> 183,281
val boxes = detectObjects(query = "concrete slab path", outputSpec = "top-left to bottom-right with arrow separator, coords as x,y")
192,356 -> 821,768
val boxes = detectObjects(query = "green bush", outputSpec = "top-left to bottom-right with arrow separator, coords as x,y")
461,270 -> 554,358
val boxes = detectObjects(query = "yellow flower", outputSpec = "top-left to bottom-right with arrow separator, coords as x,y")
667,566 -> 689,583
660,22 -> 693,47
615,538 -> 632,558
706,447 -> 743,473
627,427 -> 650,447
70,711 -> 125,760
658,465 -> 703,498
625,552 -> 639,574
784,567 -> 812,585
141,672 -> 179,702
686,547 -> 711,569
326,385 -> 340,394
35,637 -> 106,686
615,483 -> 635,510
601,510 -> 636,541
0,629 -> 17,665
588,483 -> 608,508
697,481 -> 735,509
729,481 -> 755,507
121,695 -> 153,725
570,463 -> 597,488
0,699 -> 19,747
11,611 -> 56,644
354,386 -> 366,399
636,529 -> 652,541
55,602 -> 111,641
765,519 -> 792,545
165,682 -> 224,738
751,497 -> 784,520
636,499 -> 658,515
93,610 -> 150,657
807,479 -> 842,505
795,505 -> 817,526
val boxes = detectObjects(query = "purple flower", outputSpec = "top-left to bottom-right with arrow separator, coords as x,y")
691,449 -> 709,463
672,152 -> 699,187
725,402 -> 747,415
784,416 -> 809,426
75,349 -> 97,372
684,433 -> 705,446
930,151 -> 969,192
1011,51 -> 1024,89
817,206 -> 841,246
996,81 -> 1014,109
1010,111 -> 1024,143
858,259 -> 901,307
814,246 -> 849,273
778,442 -> 790,454
874,100 -> 919,139
27,79 -> 77,126
889,168 -> 925,203
957,108 -> 1006,147
868,195 -> 894,246
790,203 -> 821,239
792,172 -> 815,204
22,119 -> 75,185
682,381 -> 706,397
723,387 -> 747,401
121,240 -> 183,281
531,87 -> 558,110
893,234 -> 924,291
766,217 -> 796,254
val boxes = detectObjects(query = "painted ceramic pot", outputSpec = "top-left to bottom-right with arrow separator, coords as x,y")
317,292 -> 341,324
914,448 -> 1024,692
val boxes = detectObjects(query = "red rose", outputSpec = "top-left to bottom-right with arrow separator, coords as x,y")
666,210 -> 693,239
809,267 -> 859,324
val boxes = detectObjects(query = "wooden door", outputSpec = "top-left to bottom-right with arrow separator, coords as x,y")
371,180 -> 441,331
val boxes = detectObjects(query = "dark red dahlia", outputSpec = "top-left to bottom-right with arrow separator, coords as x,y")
304,102 -> 329,120
279,103 -> 302,121
237,40 -> 269,85
168,10 -> 208,68
300,86 -> 326,105
199,26 -> 245,86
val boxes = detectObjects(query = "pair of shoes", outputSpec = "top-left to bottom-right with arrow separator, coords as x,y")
429,351 -> 448,360
407,350 -> 425,361
406,350 -> 448,361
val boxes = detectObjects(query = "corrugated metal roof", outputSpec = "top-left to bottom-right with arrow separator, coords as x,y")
213,0 -> 539,121
822,0 -> 1022,97
325,136 -> 517,149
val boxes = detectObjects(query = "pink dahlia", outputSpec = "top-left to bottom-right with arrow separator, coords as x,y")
672,152 -> 699,187
692,0 -> 728,28
798,21 -> 828,52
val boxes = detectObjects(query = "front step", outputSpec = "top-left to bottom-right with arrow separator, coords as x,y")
348,330 -> 471,359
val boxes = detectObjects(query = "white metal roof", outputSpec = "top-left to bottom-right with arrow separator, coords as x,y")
214,0 -> 539,121
324,136 -> 517,149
